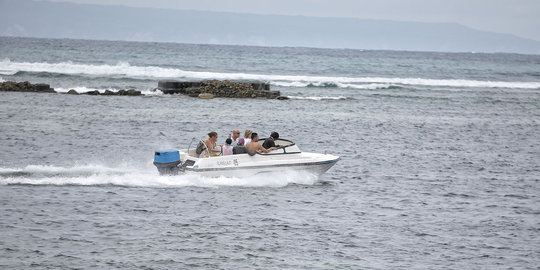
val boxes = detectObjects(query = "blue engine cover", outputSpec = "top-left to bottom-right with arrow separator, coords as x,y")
154,150 -> 180,163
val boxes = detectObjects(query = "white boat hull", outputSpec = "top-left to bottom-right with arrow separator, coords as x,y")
180,150 -> 339,178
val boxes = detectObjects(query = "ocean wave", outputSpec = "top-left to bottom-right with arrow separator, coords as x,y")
286,96 -> 350,101
55,87 -> 161,96
273,81 -> 394,90
2,59 -> 540,89
0,164 -> 319,188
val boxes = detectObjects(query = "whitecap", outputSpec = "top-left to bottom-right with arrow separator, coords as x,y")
0,164 -> 320,188
55,87 -> 162,96
286,96 -> 349,101
2,59 -> 540,89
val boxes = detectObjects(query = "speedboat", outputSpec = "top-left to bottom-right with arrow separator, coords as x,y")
153,138 -> 339,178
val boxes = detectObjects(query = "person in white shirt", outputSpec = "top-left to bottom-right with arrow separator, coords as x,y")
230,129 -> 241,147
243,129 -> 252,145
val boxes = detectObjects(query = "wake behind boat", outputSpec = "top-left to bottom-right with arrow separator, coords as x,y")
153,138 -> 339,178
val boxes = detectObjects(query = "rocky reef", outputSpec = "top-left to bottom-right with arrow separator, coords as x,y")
0,81 -> 55,93
158,80 -> 286,99
1,80 -> 288,99
68,89 -> 142,96
0,81 -> 142,96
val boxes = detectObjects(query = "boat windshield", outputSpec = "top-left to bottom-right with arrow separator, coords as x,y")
254,138 -> 300,154
256,138 -> 295,147
274,139 -> 295,147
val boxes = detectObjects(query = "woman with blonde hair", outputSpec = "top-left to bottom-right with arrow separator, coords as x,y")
243,129 -> 253,145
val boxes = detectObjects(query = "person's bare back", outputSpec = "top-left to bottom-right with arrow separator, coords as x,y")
246,133 -> 276,153
246,141 -> 263,153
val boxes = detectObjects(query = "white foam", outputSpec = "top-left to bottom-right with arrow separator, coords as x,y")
336,82 -> 393,89
287,96 -> 349,100
55,86 -> 101,93
0,58 -> 18,76
273,81 -> 392,90
55,87 -> 162,96
2,59 -> 540,89
0,164 -> 319,188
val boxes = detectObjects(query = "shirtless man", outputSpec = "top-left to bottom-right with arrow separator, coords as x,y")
246,133 -> 277,153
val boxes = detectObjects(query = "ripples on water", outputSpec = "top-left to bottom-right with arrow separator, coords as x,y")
1,37 -> 540,269
1,87 -> 539,269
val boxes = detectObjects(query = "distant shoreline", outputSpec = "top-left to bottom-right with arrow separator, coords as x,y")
2,0 -> 540,55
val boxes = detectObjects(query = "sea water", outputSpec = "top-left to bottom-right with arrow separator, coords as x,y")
1,37 -> 539,269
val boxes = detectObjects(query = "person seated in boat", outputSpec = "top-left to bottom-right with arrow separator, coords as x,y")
233,138 -> 249,155
222,138 -> 233,155
243,129 -> 253,145
262,131 -> 283,149
199,131 -> 221,157
246,133 -> 277,153
230,129 -> 241,146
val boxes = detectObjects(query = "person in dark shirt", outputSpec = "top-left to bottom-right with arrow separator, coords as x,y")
262,132 -> 281,149
233,138 -> 249,154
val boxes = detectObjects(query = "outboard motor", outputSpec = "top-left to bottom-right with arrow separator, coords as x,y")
153,149 -> 181,175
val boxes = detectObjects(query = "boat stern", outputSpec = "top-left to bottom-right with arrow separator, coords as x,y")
153,149 -> 181,175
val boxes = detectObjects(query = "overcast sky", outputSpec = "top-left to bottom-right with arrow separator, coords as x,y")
48,0 -> 540,42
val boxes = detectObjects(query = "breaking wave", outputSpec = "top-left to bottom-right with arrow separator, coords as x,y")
286,96 -> 350,100
273,81 -> 394,90
54,87 -> 162,96
0,164 -> 320,188
2,59 -> 540,90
